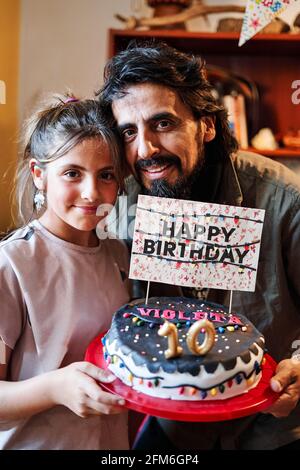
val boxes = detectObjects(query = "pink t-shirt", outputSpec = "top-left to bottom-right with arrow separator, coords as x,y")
0,220 -> 130,449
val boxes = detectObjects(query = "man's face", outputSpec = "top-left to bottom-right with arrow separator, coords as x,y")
112,83 -> 216,198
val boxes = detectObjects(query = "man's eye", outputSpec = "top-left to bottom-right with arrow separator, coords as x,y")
64,170 -> 80,178
157,120 -> 172,130
122,129 -> 136,141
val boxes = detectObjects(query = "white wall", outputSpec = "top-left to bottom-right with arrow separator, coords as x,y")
19,0 -> 150,118
19,0 -> 300,120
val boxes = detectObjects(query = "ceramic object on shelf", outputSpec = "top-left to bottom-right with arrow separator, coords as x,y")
146,0 -> 193,29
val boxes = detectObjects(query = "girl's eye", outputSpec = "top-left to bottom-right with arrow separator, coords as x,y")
64,170 -> 80,178
99,171 -> 116,182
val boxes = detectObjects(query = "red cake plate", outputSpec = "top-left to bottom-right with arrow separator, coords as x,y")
85,333 -> 279,422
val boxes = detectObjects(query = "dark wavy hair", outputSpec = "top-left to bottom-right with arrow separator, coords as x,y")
98,41 -> 238,164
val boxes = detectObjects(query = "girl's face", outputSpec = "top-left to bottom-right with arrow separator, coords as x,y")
32,137 -> 118,246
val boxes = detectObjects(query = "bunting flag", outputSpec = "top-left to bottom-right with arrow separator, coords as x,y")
239,0 -> 298,47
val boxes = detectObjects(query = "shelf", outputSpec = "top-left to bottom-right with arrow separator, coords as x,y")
108,29 -> 300,159
109,30 -> 300,57
243,148 -> 300,159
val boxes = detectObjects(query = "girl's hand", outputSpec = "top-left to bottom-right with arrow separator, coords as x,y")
51,362 -> 126,418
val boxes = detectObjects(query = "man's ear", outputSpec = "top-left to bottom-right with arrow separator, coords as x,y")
202,116 -> 216,143
29,159 -> 46,190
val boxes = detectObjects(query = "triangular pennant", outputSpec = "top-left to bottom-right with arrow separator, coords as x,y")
239,0 -> 298,47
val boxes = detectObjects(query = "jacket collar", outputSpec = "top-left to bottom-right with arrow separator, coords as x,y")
216,153 -> 243,207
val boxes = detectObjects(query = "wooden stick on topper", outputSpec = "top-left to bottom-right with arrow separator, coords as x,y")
145,280 -> 151,305
229,290 -> 233,314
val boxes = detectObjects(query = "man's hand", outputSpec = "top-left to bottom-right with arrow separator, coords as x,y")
263,358 -> 300,417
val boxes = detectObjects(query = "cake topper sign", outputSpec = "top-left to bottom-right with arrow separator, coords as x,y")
130,195 -> 265,292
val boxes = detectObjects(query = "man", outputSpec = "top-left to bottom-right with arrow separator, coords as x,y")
99,42 -> 300,450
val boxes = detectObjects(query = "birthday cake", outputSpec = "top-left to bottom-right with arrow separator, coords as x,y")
103,297 -> 265,401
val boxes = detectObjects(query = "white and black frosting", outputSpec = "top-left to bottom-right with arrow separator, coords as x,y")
103,297 -> 265,400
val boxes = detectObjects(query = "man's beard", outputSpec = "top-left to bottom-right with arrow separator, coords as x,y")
138,153 -> 205,200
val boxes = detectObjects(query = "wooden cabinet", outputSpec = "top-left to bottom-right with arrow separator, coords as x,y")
108,29 -> 300,160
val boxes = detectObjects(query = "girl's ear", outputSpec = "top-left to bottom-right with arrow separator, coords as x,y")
29,159 -> 45,190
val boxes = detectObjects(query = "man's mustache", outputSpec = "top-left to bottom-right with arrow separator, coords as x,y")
135,155 -> 181,172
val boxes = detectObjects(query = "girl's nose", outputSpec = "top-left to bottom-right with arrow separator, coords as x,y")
81,178 -> 99,201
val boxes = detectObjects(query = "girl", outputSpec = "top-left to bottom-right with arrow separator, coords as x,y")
0,95 -> 130,449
